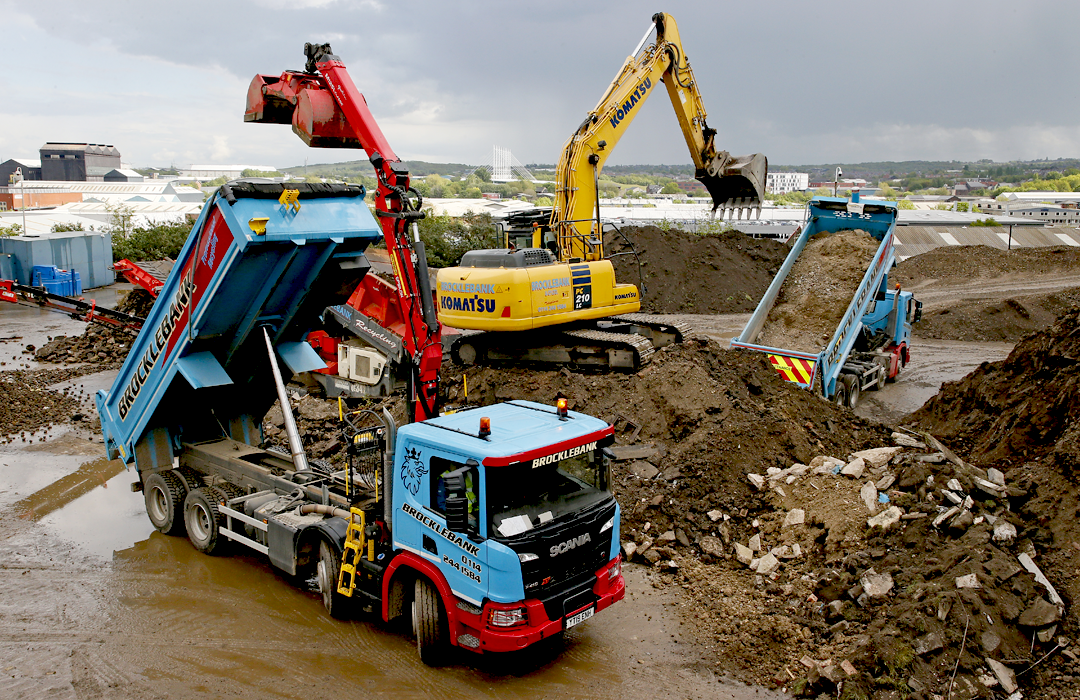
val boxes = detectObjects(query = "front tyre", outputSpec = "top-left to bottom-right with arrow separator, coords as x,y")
317,539 -> 353,620
414,578 -> 449,666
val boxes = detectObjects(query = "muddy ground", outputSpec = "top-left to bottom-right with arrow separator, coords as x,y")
4,239 -> 1080,698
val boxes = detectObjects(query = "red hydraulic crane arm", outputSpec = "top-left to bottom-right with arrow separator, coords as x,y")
245,43 -> 442,421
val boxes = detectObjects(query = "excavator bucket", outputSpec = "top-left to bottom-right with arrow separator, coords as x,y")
698,152 -> 768,220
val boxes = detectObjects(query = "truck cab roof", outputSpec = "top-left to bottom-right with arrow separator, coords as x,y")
402,400 -> 613,467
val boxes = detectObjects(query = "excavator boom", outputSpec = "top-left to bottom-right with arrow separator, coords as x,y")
246,44 -> 442,421
554,12 -> 767,261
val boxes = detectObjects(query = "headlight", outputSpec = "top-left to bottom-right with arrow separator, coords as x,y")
600,517 -> 614,533
488,606 -> 527,627
608,558 -> 622,581
517,552 -> 539,563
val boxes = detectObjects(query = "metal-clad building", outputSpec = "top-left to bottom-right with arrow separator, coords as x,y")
894,226 -> 1080,259
0,158 -> 43,184
40,143 -> 122,182
0,230 -> 113,288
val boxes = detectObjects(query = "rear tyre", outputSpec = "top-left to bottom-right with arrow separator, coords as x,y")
846,377 -> 861,409
144,471 -> 187,536
317,539 -> 352,620
184,487 -> 226,555
874,368 -> 887,391
414,578 -> 449,666
833,383 -> 848,407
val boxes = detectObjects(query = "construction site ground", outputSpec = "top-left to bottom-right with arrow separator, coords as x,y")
2,234 -> 1080,699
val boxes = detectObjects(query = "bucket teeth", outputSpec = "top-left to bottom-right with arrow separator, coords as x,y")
715,197 -> 762,221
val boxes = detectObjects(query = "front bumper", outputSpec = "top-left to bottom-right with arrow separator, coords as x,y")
462,558 -> 625,654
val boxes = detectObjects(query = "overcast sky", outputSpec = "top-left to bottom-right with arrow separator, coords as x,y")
2,0 -> 1078,171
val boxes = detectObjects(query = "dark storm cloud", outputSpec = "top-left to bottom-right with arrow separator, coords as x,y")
5,0 -> 1079,165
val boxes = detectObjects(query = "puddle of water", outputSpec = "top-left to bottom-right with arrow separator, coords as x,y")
35,464 -> 153,559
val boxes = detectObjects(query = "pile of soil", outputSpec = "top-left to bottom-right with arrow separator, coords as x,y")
0,366 -> 92,441
903,308 -> 1080,698
604,225 -> 789,313
913,289 -> 1080,342
33,289 -> 148,369
894,245 -> 1080,288
757,230 -> 880,352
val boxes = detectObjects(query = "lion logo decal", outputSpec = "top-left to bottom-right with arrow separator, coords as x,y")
400,447 -> 427,496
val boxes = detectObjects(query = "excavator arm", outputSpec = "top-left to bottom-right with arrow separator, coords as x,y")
554,12 -> 767,262
245,43 -> 442,421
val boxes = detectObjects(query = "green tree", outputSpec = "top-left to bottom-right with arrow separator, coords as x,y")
241,168 -> 282,178
0,223 -> 23,237
416,211 -> 499,267
111,219 -> 195,262
660,182 -> 681,195
897,199 -> 915,210
51,221 -> 88,232
464,187 -> 482,199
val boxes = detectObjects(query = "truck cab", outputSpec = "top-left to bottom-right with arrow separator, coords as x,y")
389,400 -> 624,654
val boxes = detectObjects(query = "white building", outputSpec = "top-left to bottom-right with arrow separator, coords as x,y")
180,165 -> 278,179
766,172 -> 809,195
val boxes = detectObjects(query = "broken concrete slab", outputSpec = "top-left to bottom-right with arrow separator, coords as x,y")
955,573 -> 981,589
980,630 -> 1002,653
859,569 -> 894,598
850,446 -> 903,468
748,534 -> 761,552
706,509 -> 723,522
608,444 -> 662,461
915,452 -> 947,463
1037,625 -> 1057,643
867,506 -> 903,531
747,473 -> 765,490
892,432 -> 926,449
699,536 -> 724,559
1019,552 -> 1066,613
992,521 -> 1017,543
841,457 -> 866,479
622,542 -> 638,559
657,530 -> 676,543
1019,598 -> 1061,628
987,467 -> 1006,487
626,460 -> 659,479
860,481 -> 879,514
783,508 -> 806,528
933,506 -> 961,528
756,552 -> 780,576
734,542 -> 753,565
986,658 -> 1018,694
875,473 -> 896,491
914,632 -> 944,656
810,455 -> 845,469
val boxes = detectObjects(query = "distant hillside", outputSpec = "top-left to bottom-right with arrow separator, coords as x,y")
280,159 -> 473,178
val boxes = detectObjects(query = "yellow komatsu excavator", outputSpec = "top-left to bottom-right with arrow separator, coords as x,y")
437,12 -> 767,370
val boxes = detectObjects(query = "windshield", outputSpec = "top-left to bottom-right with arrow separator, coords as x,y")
487,449 -> 609,538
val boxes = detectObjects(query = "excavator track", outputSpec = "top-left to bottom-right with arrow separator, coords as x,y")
602,314 -> 697,346
451,326 -> 656,372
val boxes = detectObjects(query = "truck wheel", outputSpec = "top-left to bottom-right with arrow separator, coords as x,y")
144,471 -> 186,536
846,377 -> 860,409
874,369 -> 887,391
414,578 -> 449,666
317,539 -> 352,620
833,383 -> 848,407
184,487 -> 226,555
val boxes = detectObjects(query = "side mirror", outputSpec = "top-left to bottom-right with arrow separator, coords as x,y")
446,496 -> 469,532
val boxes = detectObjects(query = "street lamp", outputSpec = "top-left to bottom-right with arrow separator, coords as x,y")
9,167 -> 26,234
834,167 -> 842,198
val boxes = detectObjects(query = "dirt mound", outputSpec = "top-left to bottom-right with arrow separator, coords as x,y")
904,308 -> 1080,699
914,288 -> 1080,342
31,289 -> 150,370
757,230 -> 879,352
907,308 -> 1080,467
0,366 -> 91,440
895,244 -> 1080,287
604,225 -> 789,313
